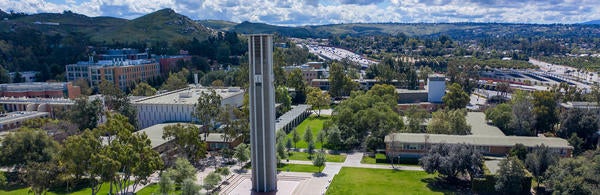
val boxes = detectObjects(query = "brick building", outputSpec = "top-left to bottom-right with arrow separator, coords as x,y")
66,59 -> 160,90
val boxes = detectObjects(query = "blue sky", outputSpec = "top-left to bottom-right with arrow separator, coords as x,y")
2,0 -> 599,25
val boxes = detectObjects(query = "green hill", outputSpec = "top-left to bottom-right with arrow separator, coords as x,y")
197,19 -> 238,31
230,21 -> 312,37
93,8 -> 214,43
0,8 -> 213,43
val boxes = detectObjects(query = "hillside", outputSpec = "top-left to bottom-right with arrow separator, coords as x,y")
93,8 -> 214,43
230,21 -> 312,37
197,19 -> 238,31
0,9 -> 214,43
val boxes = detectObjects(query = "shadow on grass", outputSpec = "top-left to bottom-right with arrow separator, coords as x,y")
421,177 -> 472,195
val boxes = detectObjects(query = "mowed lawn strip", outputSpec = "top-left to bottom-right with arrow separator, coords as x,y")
286,115 -> 330,149
277,163 -> 323,173
326,167 -> 449,195
136,183 -> 182,195
0,182 -> 129,195
287,151 -> 346,162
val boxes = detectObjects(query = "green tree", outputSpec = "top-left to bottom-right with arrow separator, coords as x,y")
0,127 -> 59,168
426,109 -> 470,135
545,151 -> 600,194
532,90 -> 558,133
193,89 -> 222,141
69,97 -> 102,130
508,143 -> 528,161
163,123 -> 206,163
442,83 -> 470,110
508,91 -> 535,136
158,171 -> 174,195
61,130 -> 102,182
525,144 -> 558,189
329,61 -> 356,98
286,138 -> 293,152
292,128 -> 300,149
287,68 -> 307,104
307,140 -> 315,158
161,68 -> 189,91
234,143 -> 250,169
167,157 -> 197,186
277,138 -> 288,160
484,103 -> 512,131
23,160 -> 60,195
0,66 -> 10,84
276,86 -> 292,113
404,105 -> 427,133
304,126 -> 313,144
312,151 -> 326,173
306,87 -> 331,117
182,178 -> 201,195
495,157 -> 527,194
131,82 -> 157,96
420,143 -> 483,182
558,108 -> 599,151
203,172 -> 221,191
98,79 -> 138,129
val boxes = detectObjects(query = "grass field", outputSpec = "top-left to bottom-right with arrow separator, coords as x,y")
136,184 -> 182,195
0,182 -> 127,195
277,163 -> 323,173
326,168 -> 454,195
287,151 -> 346,162
287,115 -> 331,149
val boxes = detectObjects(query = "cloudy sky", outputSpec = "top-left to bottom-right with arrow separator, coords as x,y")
1,0 -> 598,25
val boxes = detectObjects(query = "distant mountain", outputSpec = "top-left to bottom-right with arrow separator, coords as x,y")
581,20 -> 600,25
230,21 -> 312,37
197,19 -> 238,31
0,8 -> 214,43
0,9 -> 8,18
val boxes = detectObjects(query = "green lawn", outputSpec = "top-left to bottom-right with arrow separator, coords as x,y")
277,163 -> 323,173
326,167 -> 454,195
287,115 -> 330,149
287,151 -> 346,162
0,182 -> 126,195
136,183 -> 182,195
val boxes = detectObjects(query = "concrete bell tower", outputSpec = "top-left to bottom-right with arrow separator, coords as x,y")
248,34 -> 277,193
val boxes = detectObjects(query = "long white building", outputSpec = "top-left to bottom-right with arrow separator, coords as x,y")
133,86 -> 244,129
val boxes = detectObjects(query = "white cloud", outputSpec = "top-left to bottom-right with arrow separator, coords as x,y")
1,0 -> 599,24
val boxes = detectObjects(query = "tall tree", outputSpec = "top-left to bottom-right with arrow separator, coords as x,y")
532,90 -> 558,133
61,130 -> 102,182
442,83 -> 470,110
329,61 -> 356,98
292,128 -> 301,149
167,157 -> 197,186
163,123 -> 206,163
313,151 -> 326,173
193,89 -> 222,141
131,82 -> 157,96
420,143 -> 483,182
404,105 -> 427,133
306,87 -> 331,117
234,143 -> 250,169
557,108 -> 599,150
0,127 -> 59,168
525,144 -> 558,189
161,68 -> 189,91
69,97 -> 102,130
495,157 -> 527,194
545,151 -> 600,194
508,91 -> 535,136
287,68 -> 307,104
427,109 -> 470,135
304,126 -> 314,144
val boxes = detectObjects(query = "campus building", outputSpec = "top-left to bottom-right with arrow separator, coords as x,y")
283,65 -> 327,84
384,112 -> 573,158
98,48 -> 149,61
9,71 -> 39,82
0,111 -> 49,130
0,82 -> 81,99
65,58 -> 160,90
0,97 -> 74,118
132,87 -> 244,129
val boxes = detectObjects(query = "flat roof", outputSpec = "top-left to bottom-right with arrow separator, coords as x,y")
385,133 -> 572,149
137,123 -> 236,148
466,112 -> 506,136
0,111 -> 49,125
133,87 -> 243,105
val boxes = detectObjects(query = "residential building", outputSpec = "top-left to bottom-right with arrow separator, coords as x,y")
0,82 -> 81,99
65,58 -> 160,90
132,87 -> 244,129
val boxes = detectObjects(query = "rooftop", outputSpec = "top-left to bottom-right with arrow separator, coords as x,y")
384,133 -> 572,149
133,87 -> 243,105
137,123 -> 235,148
0,82 -> 69,92
276,104 -> 311,131
466,112 -> 506,136
560,101 -> 600,109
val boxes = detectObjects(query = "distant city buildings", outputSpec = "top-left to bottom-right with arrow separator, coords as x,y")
283,63 -> 328,84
